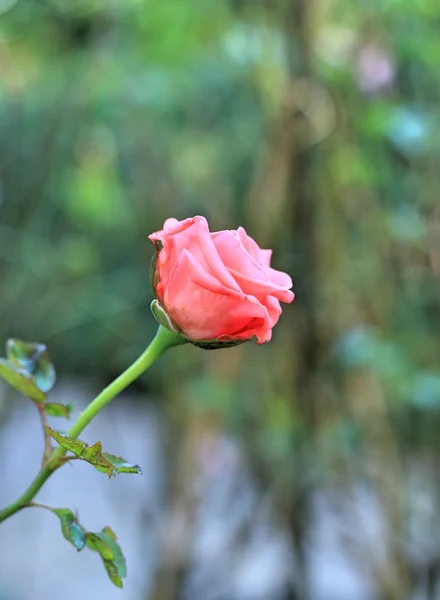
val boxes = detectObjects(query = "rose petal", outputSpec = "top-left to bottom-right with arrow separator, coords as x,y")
149,216 -> 211,295
148,217 -> 196,242
266,267 -> 293,289
213,230 -> 269,281
259,249 -> 273,268
213,231 -> 293,303
221,315 -> 273,344
195,219 -> 242,293
236,228 -> 293,288
180,249 -> 239,297
265,295 -> 283,328
164,250 -> 270,341
237,227 -> 272,267
227,267 -> 294,303
150,216 -> 294,344
150,216 -> 242,293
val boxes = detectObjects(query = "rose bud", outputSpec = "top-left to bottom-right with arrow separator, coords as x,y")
149,216 -> 294,349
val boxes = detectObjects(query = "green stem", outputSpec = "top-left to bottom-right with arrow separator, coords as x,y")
0,325 -> 185,523
67,325 -> 184,439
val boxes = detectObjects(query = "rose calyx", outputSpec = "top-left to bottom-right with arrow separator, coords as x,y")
150,300 -> 248,350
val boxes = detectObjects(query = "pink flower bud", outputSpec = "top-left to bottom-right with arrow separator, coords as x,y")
149,216 -> 294,346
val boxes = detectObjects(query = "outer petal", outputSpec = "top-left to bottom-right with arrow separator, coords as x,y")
213,230 -> 294,303
176,249 -> 237,297
236,227 -> 293,290
194,218 -> 242,292
237,227 -> 272,267
231,296 -> 282,343
228,268 -> 295,303
222,317 -> 273,344
149,216 -> 242,296
266,267 -> 293,289
213,230 -> 269,280
149,217 -> 201,299
264,295 -> 283,328
148,217 -> 196,242
163,250 -> 271,342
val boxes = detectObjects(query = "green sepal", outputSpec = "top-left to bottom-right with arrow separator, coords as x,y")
149,242 -> 161,296
189,338 -> 249,350
150,300 -> 254,350
150,299 -> 180,333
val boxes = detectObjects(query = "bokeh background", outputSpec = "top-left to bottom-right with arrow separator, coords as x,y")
1,0 -> 440,599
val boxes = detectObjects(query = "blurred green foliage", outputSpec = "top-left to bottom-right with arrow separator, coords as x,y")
0,0 -> 270,374
2,0 -> 440,596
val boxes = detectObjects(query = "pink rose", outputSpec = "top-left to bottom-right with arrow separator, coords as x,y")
149,216 -> 294,345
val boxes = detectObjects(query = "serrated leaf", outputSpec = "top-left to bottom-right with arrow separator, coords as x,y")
86,532 -> 114,560
44,402 -> 72,418
102,453 -> 143,476
103,559 -> 123,588
45,426 -> 142,478
49,507 -> 126,588
87,529 -> 127,587
101,532 -> 127,579
81,441 -> 115,477
52,508 -> 86,551
102,526 -> 117,541
83,441 -> 105,462
7,339 -> 45,372
6,338 -> 56,393
0,358 -> 47,403
44,426 -> 87,455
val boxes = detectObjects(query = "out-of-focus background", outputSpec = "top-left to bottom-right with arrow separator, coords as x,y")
1,0 -> 440,599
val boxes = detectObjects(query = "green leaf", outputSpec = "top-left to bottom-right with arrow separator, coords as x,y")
82,441 -> 105,462
102,531 -> 127,580
83,442 -> 116,477
86,532 -> 114,560
102,452 -> 143,476
44,426 -> 87,455
103,560 -> 123,588
49,508 -> 126,588
44,402 -> 73,418
44,426 -> 142,478
6,338 -> 56,393
0,358 -> 47,403
52,508 -> 86,551
86,529 -> 127,588
102,526 -> 117,541
7,339 -> 45,372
